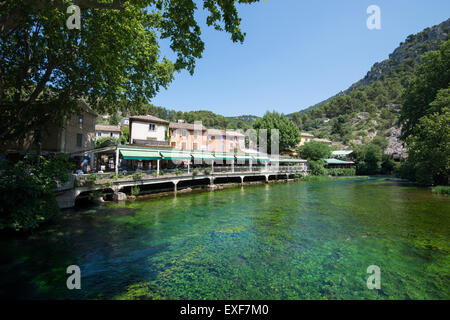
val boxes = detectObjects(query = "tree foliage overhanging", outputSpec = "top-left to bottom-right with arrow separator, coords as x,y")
0,0 -> 261,146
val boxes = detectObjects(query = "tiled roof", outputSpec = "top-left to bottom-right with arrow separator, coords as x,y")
169,122 -> 206,131
207,129 -> 244,137
313,138 -> 332,143
129,115 -> 169,124
301,132 -> 314,137
95,125 -> 121,132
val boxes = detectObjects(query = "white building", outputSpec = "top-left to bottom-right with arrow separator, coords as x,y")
95,125 -> 122,139
129,115 -> 169,147
120,118 -> 129,126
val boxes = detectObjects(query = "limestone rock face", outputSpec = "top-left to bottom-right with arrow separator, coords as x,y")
113,192 -> 127,201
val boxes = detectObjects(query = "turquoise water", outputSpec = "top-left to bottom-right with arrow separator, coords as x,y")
0,178 -> 449,299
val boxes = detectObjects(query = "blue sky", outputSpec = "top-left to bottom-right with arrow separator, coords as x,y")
152,0 -> 450,117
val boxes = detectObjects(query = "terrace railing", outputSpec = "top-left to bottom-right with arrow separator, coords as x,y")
74,165 -> 308,186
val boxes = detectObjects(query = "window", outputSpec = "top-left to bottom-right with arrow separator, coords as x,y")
76,134 -> 83,147
182,129 -> 187,137
97,132 -> 101,137
149,124 -> 156,131
110,132 -> 113,137
78,114 -> 83,125
221,135 -> 225,141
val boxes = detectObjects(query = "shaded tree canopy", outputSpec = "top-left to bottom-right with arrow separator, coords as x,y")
0,0 -> 261,146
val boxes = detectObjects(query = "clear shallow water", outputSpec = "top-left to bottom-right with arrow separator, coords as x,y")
0,178 -> 449,300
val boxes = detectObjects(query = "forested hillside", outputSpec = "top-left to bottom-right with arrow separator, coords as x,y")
99,102 -> 258,130
289,18 -> 450,153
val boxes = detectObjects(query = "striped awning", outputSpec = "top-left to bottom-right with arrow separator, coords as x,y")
120,149 -> 161,160
160,151 -> 192,160
254,155 -> 270,162
191,152 -> 216,161
235,154 -> 254,161
214,153 -> 236,160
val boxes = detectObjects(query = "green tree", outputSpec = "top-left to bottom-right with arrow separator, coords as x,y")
400,40 -> 450,139
297,141 -> 332,161
253,111 -> 301,153
120,125 -> 130,144
355,144 -> 382,175
109,112 -> 120,126
406,105 -> 450,185
372,135 -> 388,151
0,0 -> 261,146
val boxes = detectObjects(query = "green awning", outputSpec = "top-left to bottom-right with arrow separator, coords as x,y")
160,151 -> 192,160
324,158 -> 354,165
254,156 -> 270,162
214,153 -> 235,160
191,152 -> 215,161
235,154 -> 254,161
120,149 -> 161,160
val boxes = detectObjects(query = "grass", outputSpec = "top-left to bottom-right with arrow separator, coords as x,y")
432,186 -> 450,195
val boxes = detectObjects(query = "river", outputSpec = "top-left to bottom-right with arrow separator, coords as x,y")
0,177 -> 449,299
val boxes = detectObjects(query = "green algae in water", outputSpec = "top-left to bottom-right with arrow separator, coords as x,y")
0,178 -> 449,299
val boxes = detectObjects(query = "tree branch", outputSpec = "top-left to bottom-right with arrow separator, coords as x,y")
27,61 -> 56,104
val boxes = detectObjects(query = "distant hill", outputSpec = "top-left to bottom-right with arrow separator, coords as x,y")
289,18 -> 450,154
294,18 -> 450,115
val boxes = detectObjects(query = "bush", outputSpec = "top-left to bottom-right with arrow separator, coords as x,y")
432,186 -> 450,195
131,186 -> 140,196
308,160 -> 328,176
192,168 -> 199,176
175,169 -> 184,176
203,168 -> 211,175
95,137 -> 119,148
132,172 -> 146,180
327,168 -> 356,176
0,154 -> 73,231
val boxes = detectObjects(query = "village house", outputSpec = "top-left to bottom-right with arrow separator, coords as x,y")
205,128 -> 245,153
129,115 -> 170,147
298,132 -> 315,146
120,118 -> 129,126
95,125 -> 122,139
2,100 -> 97,156
168,120 -> 207,151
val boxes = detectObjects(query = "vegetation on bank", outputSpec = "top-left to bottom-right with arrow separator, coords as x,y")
0,155 -> 73,231
396,40 -> 450,186
432,186 -> 450,195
